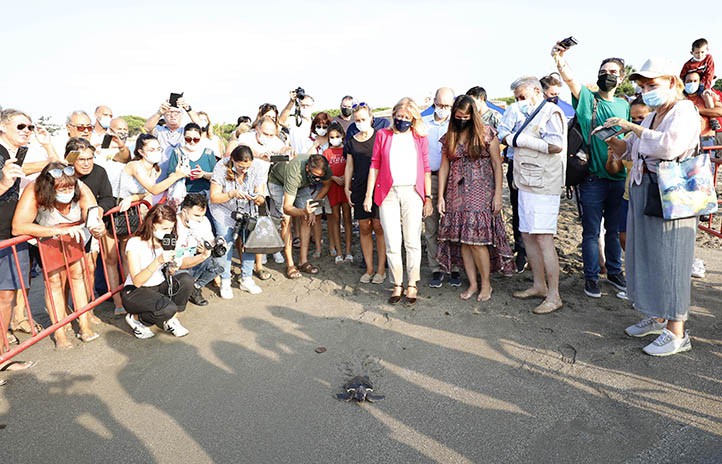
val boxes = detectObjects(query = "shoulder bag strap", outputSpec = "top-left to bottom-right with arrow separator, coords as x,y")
587,95 -> 600,146
512,100 -> 547,147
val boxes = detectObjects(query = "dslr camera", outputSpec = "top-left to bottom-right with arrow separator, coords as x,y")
231,210 -> 250,242
204,237 -> 228,258
294,86 -> 306,101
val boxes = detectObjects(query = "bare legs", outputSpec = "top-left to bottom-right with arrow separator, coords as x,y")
358,219 -> 386,278
516,232 -> 562,311
459,244 -> 492,301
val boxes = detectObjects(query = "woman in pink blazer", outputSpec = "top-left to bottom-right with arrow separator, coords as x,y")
364,98 -> 432,305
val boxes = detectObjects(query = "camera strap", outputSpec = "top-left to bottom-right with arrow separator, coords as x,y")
512,100 -> 547,148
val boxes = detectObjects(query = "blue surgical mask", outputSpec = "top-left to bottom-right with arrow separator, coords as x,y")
55,191 -> 74,204
517,100 -> 530,115
641,88 -> 669,108
394,119 -> 412,132
684,82 -> 700,95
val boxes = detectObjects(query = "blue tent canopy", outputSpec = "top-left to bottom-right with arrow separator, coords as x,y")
421,100 -> 507,117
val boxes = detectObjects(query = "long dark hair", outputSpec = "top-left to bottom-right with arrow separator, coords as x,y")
133,133 -> 158,160
136,204 -> 177,242
35,162 -> 80,209
444,95 -> 487,160
225,144 -> 254,182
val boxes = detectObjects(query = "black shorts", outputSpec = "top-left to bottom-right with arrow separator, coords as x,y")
351,189 -> 379,221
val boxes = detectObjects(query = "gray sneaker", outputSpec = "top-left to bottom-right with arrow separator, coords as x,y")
624,317 -> 667,338
642,329 -> 691,356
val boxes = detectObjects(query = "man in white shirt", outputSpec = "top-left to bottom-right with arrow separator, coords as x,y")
279,88 -> 314,155
90,105 -> 113,147
421,87 -> 459,288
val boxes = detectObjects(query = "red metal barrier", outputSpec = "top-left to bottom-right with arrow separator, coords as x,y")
698,146 -> 722,239
0,200 -> 149,364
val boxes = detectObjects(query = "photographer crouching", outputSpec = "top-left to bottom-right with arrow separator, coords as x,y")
121,204 -> 193,339
209,145 -> 266,298
175,193 -> 224,306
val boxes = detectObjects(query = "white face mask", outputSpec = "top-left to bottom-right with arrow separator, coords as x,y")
315,127 -> 328,137
258,135 -> 272,146
355,121 -> 371,133
435,107 -> 451,120
99,116 -> 111,129
144,151 -> 162,165
329,137 -> 343,147
153,229 -> 167,241
517,100 -> 530,115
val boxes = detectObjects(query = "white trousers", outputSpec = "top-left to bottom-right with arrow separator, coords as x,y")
379,185 -> 423,286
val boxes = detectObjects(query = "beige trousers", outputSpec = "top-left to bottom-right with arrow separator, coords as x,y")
379,185 -> 423,286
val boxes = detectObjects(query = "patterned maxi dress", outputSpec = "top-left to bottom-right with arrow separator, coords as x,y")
436,127 -> 513,274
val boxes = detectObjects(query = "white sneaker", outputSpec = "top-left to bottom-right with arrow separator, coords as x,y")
220,279 -> 233,299
334,255 -> 344,264
239,277 -> 262,295
344,254 -> 354,263
642,329 -> 691,356
273,252 -> 285,264
261,254 -> 268,265
163,317 -> 189,337
691,258 -> 705,278
125,314 -> 154,339
625,317 -> 667,337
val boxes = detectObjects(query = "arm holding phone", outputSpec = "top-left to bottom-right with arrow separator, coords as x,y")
144,101 -> 171,134
551,38 -> 582,100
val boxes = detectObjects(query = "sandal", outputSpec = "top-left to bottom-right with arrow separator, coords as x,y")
405,285 -> 418,306
79,331 -> 100,343
11,319 -> 42,334
254,268 -> 272,281
298,262 -> 319,274
388,285 -> 404,305
0,360 -> 37,372
285,266 -> 302,279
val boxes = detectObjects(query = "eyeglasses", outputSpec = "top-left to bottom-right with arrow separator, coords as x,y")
434,103 -> 452,110
16,124 -> 36,131
184,136 -> 201,144
47,166 -> 75,179
70,124 -> 93,132
352,102 -> 368,109
76,157 -> 94,164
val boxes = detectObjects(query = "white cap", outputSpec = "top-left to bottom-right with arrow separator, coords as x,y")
629,58 -> 677,81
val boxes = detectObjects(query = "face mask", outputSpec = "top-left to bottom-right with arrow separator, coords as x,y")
144,151 -> 162,165
435,107 -> 451,120
55,191 -> 74,204
329,137 -> 343,147
517,100 -> 530,115
258,135 -> 272,146
394,119 -> 412,132
315,127 -> 328,137
597,73 -> 619,92
355,121 -> 371,133
641,87 -> 669,108
684,82 -> 700,95
116,132 -> 128,142
153,229 -> 167,241
341,107 -> 353,117
99,116 -> 111,129
301,107 -> 313,119
452,118 -> 471,131
547,96 -> 559,104
692,55 -> 703,62
306,169 -> 323,184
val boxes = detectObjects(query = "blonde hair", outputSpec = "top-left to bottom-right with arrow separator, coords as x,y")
635,75 -> 685,102
392,97 -> 427,137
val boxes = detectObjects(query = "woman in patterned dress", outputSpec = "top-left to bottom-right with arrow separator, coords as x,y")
437,95 -> 513,302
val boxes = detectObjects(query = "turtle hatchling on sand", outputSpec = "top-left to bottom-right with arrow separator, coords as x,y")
336,375 -> 385,402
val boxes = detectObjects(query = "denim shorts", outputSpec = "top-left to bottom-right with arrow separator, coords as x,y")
267,182 -> 315,218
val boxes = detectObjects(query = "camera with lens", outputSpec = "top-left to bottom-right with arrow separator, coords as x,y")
204,237 -> 228,258
294,87 -> 305,101
231,210 -> 250,242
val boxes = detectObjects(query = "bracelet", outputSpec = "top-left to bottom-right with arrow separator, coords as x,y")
425,195 -> 432,200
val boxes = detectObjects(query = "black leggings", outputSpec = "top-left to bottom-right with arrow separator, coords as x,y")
120,273 -> 194,327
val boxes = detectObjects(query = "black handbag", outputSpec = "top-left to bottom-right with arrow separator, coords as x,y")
565,97 -> 599,188
110,171 -> 142,236
643,172 -> 663,217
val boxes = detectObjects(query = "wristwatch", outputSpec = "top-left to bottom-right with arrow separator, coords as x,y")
425,195 -> 432,200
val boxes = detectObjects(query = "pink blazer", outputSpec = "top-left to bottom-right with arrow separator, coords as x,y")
370,128 -> 430,205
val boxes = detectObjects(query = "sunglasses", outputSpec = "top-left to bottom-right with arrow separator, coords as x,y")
185,136 -> 201,143
70,124 -> 94,132
47,166 -> 75,179
352,102 -> 368,109
17,123 -> 36,131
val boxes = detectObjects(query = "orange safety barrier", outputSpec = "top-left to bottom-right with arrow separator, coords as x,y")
0,200 -> 150,364
698,146 -> 722,239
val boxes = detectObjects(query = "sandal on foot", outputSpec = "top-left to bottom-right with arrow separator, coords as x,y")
285,266 -> 302,279
405,285 -> 418,306
460,288 -> 477,300
388,285 -> 404,305
298,262 -> 319,274
477,288 -> 493,302
79,331 -> 100,343
532,299 -> 563,314
254,268 -> 272,280
512,288 -> 547,299
0,360 -> 37,372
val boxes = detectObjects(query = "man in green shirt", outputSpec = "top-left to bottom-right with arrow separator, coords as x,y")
268,154 -> 332,278
552,41 -> 630,299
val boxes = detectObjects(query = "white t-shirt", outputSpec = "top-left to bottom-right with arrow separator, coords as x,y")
287,119 -> 312,155
175,214 -> 215,258
389,131 -> 418,186
124,236 -> 166,287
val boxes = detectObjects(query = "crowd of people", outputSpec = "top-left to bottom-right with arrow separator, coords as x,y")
1,37 -> 720,380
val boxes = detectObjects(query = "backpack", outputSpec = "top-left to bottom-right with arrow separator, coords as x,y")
565,96 -> 598,188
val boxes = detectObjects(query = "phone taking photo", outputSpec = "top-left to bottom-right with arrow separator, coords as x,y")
15,146 -> 28,166
594,127 -> 621,141
101,133 -> 113,149
169,92 -> 184,108
65,150 -> 80,165
559,36 -> 578,49
85,205 -> 101,229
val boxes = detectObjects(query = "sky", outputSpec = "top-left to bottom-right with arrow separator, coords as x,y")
1,0 -> 720,126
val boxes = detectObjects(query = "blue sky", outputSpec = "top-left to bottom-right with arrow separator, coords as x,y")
1,0 -> 719,125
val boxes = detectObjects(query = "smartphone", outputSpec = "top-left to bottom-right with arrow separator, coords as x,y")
270,154 -> 290,163
15,146 -> 28,166
85,206 -> 100,229
101,133 -> 113,149
594,127 -> 621,141
308,200 -> 320,209
559,36 -> 578,49
66,150 -> 80,164
169,92 -> 184,108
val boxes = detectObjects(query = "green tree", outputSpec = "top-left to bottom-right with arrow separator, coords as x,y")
714,80 -> 722,91
121,115 -> 147,137
615,64 -> 638,99
215,123 -> 237,141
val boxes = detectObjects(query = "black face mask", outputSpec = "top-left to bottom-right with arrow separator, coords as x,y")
597,73 -> 619,92
452,118 -> 471,131
341,107 -> 353,117
547,96 -> 559,104
306,169 -> 323,184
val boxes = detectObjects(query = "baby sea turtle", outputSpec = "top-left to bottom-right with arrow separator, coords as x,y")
337,375 -> 385,402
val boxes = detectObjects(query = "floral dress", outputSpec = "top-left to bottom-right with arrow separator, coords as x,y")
436,126 -> 513,274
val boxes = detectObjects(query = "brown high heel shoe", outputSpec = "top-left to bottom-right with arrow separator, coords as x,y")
388,285 -> 403,305
405,285 -> 417,306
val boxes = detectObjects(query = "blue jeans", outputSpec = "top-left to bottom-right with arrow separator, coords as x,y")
212,221 -> 254,280
578,175 -> 625,280
179,257 -> 224,288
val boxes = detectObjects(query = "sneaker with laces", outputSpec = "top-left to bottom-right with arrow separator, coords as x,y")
449,272 -> 462,287
220,279 -> 233,299
125,314 -> 154,339
691,258 -> 705,278
624,317 -> 667,337
428,271 -> 444,288
642,329 -> 691,356
606,273 -> 626,291
239,277 -> 262,294
273,252 -> 285,264
584,279 -> 601,298
163,318 -> 189,337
